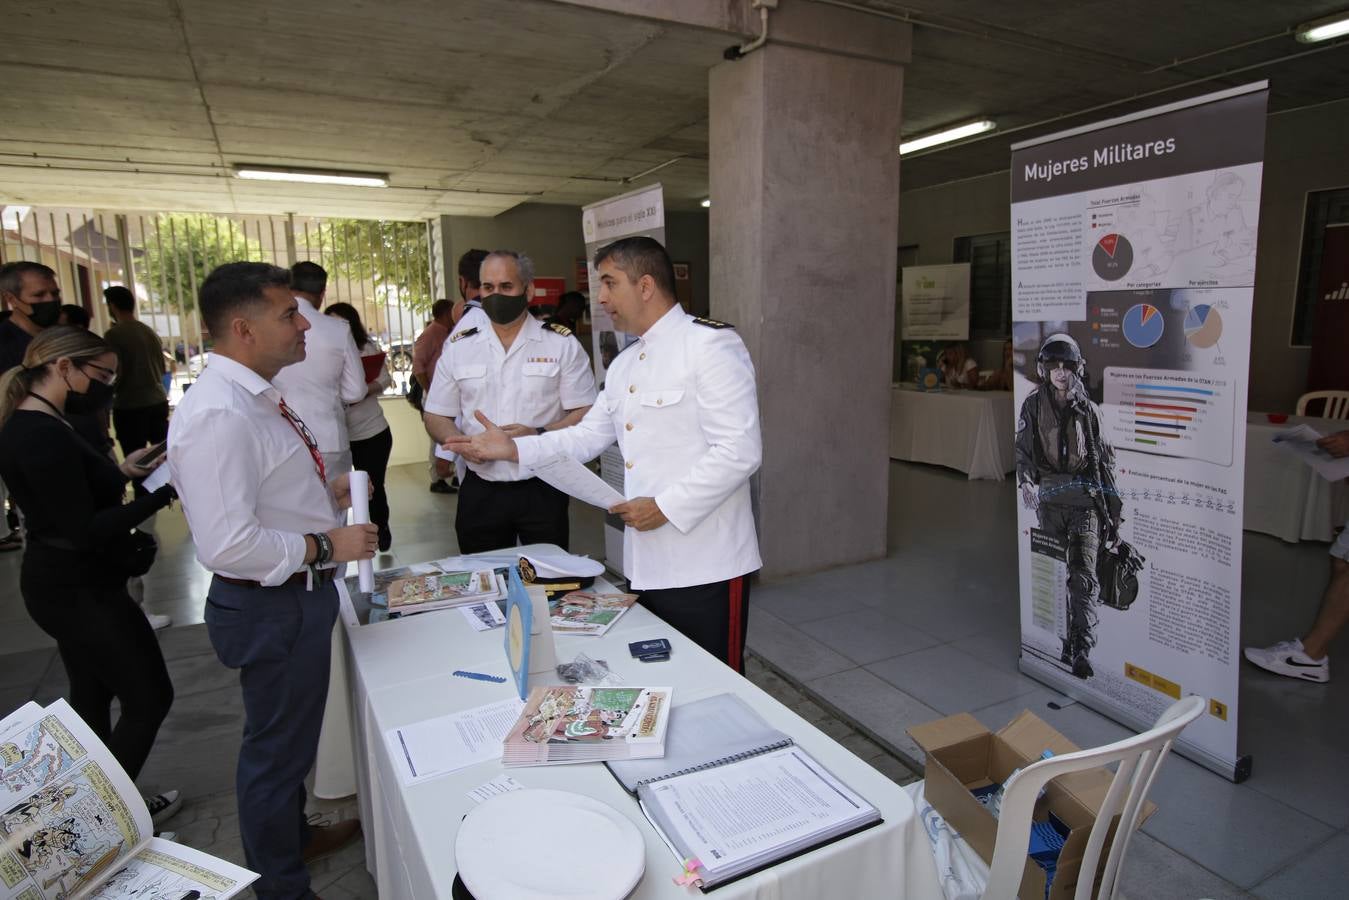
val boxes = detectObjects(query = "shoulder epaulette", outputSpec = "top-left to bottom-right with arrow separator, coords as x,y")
692,316 -> 733,329
451,327 -> 478,342
545,322 -> 573,337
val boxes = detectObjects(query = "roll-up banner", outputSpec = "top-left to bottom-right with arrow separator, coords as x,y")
1011,82 -> 1268,782
580,184 -> 666,577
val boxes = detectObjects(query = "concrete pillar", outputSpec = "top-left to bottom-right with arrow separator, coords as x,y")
710,23 -> 908,577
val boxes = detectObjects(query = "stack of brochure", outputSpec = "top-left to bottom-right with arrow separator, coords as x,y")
500,685 -> 672,766
549,591 -> 638,636
384,568 -> 505,615
0,699 -> 257,900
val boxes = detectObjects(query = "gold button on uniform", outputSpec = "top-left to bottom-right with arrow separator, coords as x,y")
656,398 -> 663,406
640,352 -> 646,360
625,423 -> 633,431
629,385 -> 636,393
625,461 -> 633,469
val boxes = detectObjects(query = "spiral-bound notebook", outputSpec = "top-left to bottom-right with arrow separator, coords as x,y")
606,693 -> 792,794
608,694 -> 880,890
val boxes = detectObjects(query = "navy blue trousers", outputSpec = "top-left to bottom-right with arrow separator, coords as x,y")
205,576 -> 337,900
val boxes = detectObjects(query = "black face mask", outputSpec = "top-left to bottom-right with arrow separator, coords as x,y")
27,301 -> 60,328
64,369 -> 115,414
480,292 -> 529,326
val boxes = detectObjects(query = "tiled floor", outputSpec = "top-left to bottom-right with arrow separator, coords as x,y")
746,461 -> 1349,900
2,459 -> 1345,898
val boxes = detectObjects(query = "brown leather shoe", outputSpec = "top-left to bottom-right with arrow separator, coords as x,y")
302,819 -> 362,865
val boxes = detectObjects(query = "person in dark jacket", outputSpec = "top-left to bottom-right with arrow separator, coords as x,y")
0,327 -> 181,824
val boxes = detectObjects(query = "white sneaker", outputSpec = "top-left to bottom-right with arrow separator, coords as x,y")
1243,638 -> 1329,683
145,611 -> 172,631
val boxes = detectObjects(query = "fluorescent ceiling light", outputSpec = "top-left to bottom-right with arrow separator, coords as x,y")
899,119 -> 997,156
233,165 -> 388,187
1296,11 -> 1349,42
701,198 -> 711,208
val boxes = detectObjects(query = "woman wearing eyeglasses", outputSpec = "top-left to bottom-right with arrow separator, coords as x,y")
0,327 -> 181,825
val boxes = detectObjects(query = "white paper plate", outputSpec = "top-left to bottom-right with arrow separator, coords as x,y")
456,788 -> 645,899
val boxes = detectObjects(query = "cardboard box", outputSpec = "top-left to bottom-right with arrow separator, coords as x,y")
909,710 -> 1156,900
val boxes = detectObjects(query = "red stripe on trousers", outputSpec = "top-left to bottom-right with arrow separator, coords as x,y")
728,576 -> 744,672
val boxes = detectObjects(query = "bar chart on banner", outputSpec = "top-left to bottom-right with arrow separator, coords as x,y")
1103,367 -> 1236,465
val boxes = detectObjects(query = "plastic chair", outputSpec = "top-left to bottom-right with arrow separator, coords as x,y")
980,695 -> 1205,900
1296,390 -> 1349,420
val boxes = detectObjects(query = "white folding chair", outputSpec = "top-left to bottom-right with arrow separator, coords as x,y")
1295,389 -> 1349,420
980,695 -> 1205,900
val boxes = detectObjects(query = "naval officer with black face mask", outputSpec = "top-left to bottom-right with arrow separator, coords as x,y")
423,250 -> 596,553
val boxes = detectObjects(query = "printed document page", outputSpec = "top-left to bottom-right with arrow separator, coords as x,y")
640,746 -> 876,879
531,453 -> 626,509
1273,424 -> 1349,481
385,698 -> 525,786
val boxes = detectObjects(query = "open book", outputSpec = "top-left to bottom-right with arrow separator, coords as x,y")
0,700 -> 256,900
609,694 -> 880,890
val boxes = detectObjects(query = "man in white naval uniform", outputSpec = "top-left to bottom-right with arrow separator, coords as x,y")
423,250 -> 596,553
444,236 -> 762,671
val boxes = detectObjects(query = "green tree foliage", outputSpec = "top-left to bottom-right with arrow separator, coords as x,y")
297,219 -> 432,313
138,214 -> 268,312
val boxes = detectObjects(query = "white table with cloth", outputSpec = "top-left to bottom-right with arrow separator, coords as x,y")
889,382 -> 1015,480
335,544 -> 943,900
1244,412 -> 1348,543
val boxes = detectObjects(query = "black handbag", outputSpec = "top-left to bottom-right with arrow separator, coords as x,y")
1098,540 -> 1145,610
108,528 -> 158,578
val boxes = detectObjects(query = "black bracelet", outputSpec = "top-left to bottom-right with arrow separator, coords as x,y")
308,532 -> 332,566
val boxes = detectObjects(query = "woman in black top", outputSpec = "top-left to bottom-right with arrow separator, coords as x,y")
0,328 -> 178,805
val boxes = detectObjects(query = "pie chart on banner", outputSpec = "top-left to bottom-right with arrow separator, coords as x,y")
1122,303 -> 1165,349
1184,304 -> 1224,348
1092,233 -> 1133,281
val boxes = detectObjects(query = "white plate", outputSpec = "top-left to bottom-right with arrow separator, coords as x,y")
456,788 -> 645,899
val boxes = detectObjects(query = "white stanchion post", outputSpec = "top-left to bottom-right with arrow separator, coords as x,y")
348,469 -> 375,592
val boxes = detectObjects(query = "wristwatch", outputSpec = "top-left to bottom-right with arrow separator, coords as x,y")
536,426 -> 547,435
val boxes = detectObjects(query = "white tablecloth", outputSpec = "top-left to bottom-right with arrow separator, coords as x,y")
1244,413 -> 1347,543
890,384 -> 1015,480
337,545 -> 943,900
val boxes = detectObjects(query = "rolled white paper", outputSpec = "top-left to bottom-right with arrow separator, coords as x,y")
348,469 -> 375,592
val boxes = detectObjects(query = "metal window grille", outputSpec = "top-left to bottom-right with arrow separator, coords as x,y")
0,207 -> 432,396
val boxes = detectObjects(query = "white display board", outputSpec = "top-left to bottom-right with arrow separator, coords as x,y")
1010,82 -> 1268,782
900,263 -> 971,340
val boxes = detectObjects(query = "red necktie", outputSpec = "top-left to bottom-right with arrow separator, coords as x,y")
277,397 -> 327,486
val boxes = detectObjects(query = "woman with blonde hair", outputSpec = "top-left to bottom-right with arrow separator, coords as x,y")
0,327 -> 181,824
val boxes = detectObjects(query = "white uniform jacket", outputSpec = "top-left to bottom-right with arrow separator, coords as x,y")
516,305 -> 762,590
424,313 -> 596,482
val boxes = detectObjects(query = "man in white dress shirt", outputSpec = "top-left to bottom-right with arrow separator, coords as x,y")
424,250 -> 596,553
271,261 -> 366,476
168,262 -> 376,900
444,237 -> 762,671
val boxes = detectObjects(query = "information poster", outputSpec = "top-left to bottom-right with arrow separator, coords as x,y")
1011,83 -> 1267,781
580,184 -> 666,576
901,263 -> 971,339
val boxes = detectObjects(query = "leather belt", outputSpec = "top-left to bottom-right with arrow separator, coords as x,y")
214,569 -> 336,590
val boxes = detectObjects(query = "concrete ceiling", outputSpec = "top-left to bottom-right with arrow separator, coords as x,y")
1,0 -> 1348,220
